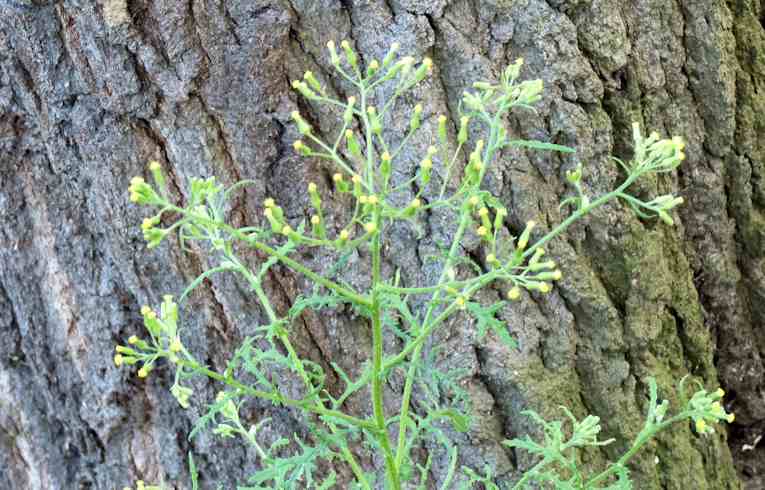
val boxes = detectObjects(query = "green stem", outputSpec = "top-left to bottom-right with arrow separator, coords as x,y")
521,173 -> 640,260
370,221 -> 402,489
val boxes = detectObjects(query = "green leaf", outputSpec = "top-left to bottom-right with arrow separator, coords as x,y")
288,293 -> 347,320
431,408 -> 470,432
467,301 -> 517,350
180,263 -> 236,302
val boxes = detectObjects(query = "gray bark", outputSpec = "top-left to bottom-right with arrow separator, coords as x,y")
1,0 -> 763,488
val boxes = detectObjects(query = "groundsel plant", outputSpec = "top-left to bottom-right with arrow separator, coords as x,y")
117,41 -> 734,489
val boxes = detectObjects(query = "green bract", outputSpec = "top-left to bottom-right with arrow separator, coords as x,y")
117,42 -> 731,490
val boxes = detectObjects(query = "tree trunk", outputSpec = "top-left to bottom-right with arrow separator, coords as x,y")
1,0 -> 762,488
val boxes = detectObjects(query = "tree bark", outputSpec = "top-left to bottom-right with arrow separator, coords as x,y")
1,0 -> 762,488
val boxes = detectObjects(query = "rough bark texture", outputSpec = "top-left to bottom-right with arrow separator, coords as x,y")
1,0 -> 763,489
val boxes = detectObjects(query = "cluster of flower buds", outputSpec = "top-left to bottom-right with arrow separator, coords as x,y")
128,176 -> 159,205
688,387 -> 735,435
113,296 -> 184,379
644,194 -> 685,225
501,58 -> 524,86
462,140 -> 485,186
559,162 -> 592,211
291,70 -> 326,101
128,161 -> 168,206
171,382 -> 193,409
263,198 -> 286,233
632,123 -> 686,174
140,215 -> 166,249
512,79 -> 544,106
212,391 -> 242,438
323,40 -> 432,88
503,221 -> 563,300
463,57 -> 543,111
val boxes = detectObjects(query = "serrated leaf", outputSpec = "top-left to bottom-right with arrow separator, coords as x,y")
467,301 -> 517,350
180,263 -> 236,302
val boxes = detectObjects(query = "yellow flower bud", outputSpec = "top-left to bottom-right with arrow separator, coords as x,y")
148,161 -> 161,171
420,159 -> 432,170
538,283 -> 551,293
293,140 -> 304,151
308,182 -> 317,193
695,419 -> 706,433
411,198 -> 421,208
427,145 -> 438,156
478,207 -> 489,217
552,270 -> 562,280
264,208 -> 273,219
423,57 -> 433,71
367,195 -> 379,205
469,196 -> 480,206
364,222 -> 377,234
339,230 -> 350,241
311,215 -> 320,225
369,59 -> 379,70
716,388 -> 725,397
170,337 -> 182,353
507,287 -> 521,300
264,198 -> 275,208
367,106 -> 376,115
140,306 -> 152,316
114,354 -> 123,366
727,413 -> 735,423
351,175 -> 361,184
138,367 -> 149,378
128,335 -> 139,344
476,226 -> 488,237
486,253 -> 496,263
281,225 -> 293,235
333,173 -> 344,182
359,195 -> 368,204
